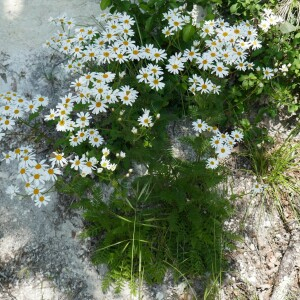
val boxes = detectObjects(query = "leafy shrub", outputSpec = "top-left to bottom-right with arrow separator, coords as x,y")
1,0 -> 297,296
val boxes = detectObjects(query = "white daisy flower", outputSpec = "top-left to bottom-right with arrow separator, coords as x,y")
262,67 -> 274,79
252,182 -> 266,195
231,130 -> 244,142
102,147 -> 110,157
138,109 -> 153,127
34,194 -> 51,208
148,76 -> 165,91
192,119 -> 208,133
45,167 -> 62,182
216,145 -> 232,159
206,158 -> 219,169
69,155 -> 86,171
49,152 -> 68,168
89,135 -> 104,147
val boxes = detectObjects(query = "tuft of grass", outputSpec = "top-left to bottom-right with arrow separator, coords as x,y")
244,125 -> 300,219
264,130 -> 300,219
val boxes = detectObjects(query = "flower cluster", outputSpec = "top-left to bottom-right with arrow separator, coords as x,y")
259,9 -> 283,32
2,145 -> 124,207
45,7 -> 282,99
42,8 -> 283,150
1,6 -> 283,209
162,5 -> 191,35
42,9 -> 284,177
160,6 -> 282,95
2,146 -> 62,207
0,92 -> 48,141
256,61 -> 291,80
69,147 -> 122,177
48,14 -> 75,30
192,119 -> 243,169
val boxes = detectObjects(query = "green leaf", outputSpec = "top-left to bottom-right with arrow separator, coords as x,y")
248,73 -> 257,80
256,87 -> 263,95
116,0 -> 131,11
140,3 -> 150,11
100,0 -> 111,10
279,22 -> 298,34
182,24 -> 195,42
251,48 -> 264,58
230,3 -> 239,14
288,104 -> 299,113
241,118 -> 251,129
145,16 -> 154,32
148,0 -> 158,5
28,112 -> 39,121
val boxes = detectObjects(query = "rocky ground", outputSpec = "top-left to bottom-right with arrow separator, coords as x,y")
219,120 -> 300,300
1,1 -> 300,300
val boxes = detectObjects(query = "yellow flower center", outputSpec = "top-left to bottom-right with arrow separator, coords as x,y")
56,154 -> 63,161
